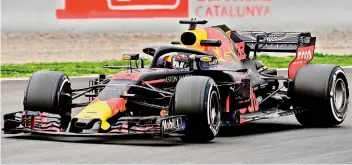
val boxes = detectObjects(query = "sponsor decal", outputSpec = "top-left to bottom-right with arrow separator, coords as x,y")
203,27 -> 238,62
294,49 -> 313,64
100,84 -> 129,96
56,0 -> 189,19
161,117 -> 184,132
195,0 -> 271,18
100,91 -> 120,96
235,42 -> 247,60
200,56 -> 212,62
209,44 -> 235,62
288,46 -> 315,79
265,34 -> 297,42
239,87 -> 259,114
107,98 -> 128,114
246,43 -> 297,50
100,87 -> 122,96
164,74 -> 194,83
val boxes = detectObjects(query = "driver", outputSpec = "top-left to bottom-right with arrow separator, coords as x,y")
157,52 -> 192,69
157,54 -> 174,68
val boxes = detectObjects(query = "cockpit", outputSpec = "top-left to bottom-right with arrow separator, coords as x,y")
155,51 -> 216,70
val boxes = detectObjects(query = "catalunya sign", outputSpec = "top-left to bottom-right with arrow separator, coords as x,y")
56,0 -> 271,19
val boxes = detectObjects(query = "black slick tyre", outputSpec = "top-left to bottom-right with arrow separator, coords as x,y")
293,64 -> 349,126
23,71 -> 72,129
174,76 -> 221,143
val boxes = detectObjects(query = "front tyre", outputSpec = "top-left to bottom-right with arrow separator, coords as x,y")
293,64 -> 349,126
23,71 -> 72,129
174,76 -> 221,143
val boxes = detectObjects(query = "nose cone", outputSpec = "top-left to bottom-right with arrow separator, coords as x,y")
73,97 -> 128,131
73,101 -> 112,130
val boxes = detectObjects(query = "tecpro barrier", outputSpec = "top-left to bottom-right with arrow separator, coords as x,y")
1,0 -> 352,33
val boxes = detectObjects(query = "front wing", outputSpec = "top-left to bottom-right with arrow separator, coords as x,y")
2,111 -> 187,138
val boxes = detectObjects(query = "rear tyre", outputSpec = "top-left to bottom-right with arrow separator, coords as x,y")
23,71 -> 72,129
174,76 -> 221,143
293,64 -> 349,127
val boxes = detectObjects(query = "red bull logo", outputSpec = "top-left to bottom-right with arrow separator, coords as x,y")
204,27 -> 238,62
107,98 -> 128,116
73,97 -> 128,130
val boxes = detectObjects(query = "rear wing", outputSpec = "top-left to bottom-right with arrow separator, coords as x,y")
230,31 -> 316,53
210,23 -> 316,79
230,30 -> 317,79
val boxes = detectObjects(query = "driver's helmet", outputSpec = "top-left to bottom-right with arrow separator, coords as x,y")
172,52 -> 191,68
157,52 -> 191,69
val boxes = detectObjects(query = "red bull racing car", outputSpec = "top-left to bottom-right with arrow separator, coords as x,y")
3,19 -> 350,143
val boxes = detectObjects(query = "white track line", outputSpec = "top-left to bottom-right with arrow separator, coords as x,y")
2,66 -> 352,81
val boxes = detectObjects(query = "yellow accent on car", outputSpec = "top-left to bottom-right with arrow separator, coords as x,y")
180,28 -> 208,51
122,55 -> 131,60
225,30 -> 232,37
73,101 -> 112,130
167,55 -> 173,62
200,56 -> 212,62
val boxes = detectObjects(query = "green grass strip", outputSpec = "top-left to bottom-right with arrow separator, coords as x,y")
257,53 -> 352,68
1,53 -> 352,78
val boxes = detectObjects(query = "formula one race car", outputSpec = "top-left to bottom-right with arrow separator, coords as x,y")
3,19 -> 350,143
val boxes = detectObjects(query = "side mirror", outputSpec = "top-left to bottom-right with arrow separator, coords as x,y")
122,54 -> 139,61
121,53 -> 144,69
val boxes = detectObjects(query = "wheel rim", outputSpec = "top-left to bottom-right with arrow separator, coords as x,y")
334,79 -> 347,112
208,91 -> 220,134
58,79 -> 72,106
58,78 -> 72,130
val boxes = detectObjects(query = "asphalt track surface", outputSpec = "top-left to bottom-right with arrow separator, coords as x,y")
1,69 -> 352,164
